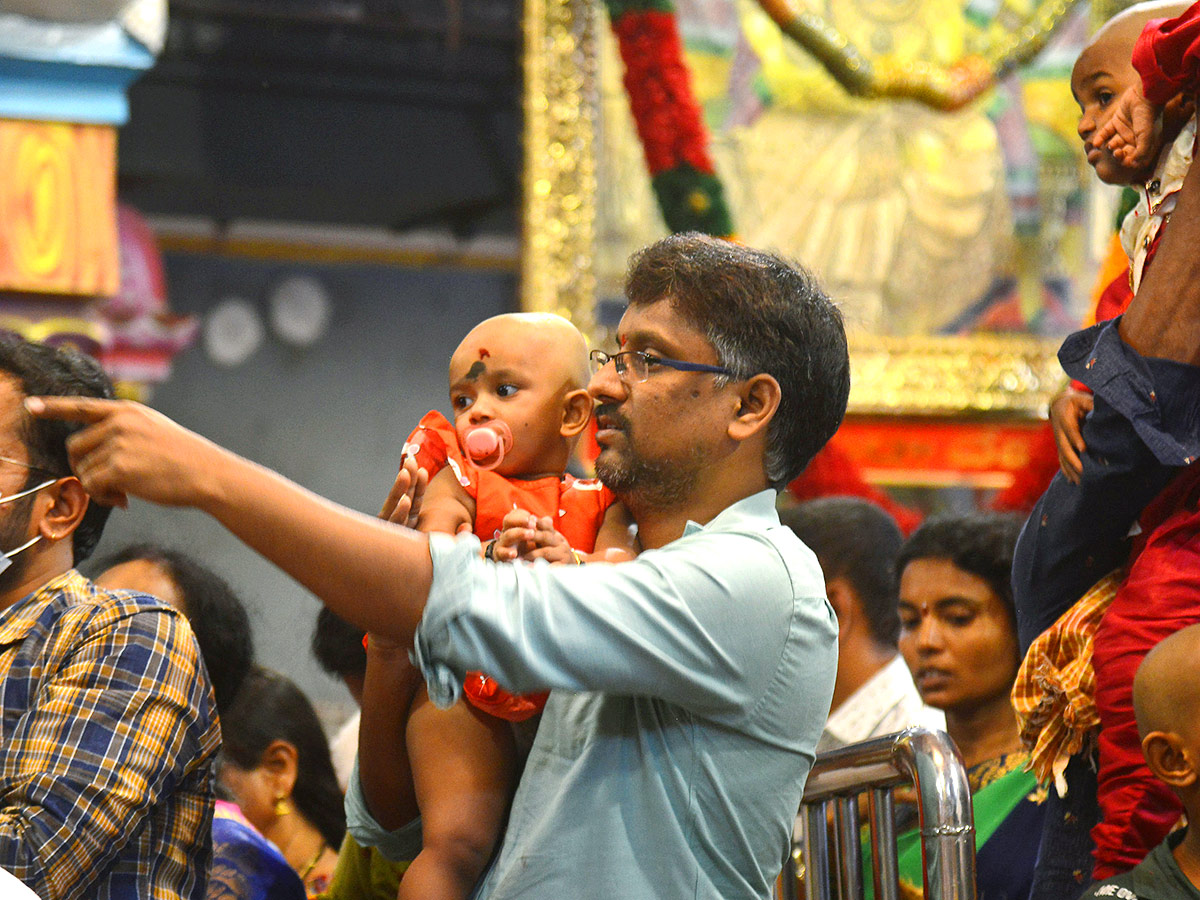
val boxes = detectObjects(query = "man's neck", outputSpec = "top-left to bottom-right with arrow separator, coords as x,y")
0,551 -> 72,614
624,482 -> 767,550
1174,821 -> 1200,889
830,646 -> 896,713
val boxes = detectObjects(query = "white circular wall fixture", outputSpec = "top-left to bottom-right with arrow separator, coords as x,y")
268,274 -> 332,347
204,296 -> 264,367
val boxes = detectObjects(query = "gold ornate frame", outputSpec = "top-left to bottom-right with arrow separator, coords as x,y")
519,0 -> 1064,419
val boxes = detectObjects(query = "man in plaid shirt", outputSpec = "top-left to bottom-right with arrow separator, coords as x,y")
0,337 -> 218,899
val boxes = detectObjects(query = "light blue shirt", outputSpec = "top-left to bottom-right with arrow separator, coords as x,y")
349,489 -> 837,899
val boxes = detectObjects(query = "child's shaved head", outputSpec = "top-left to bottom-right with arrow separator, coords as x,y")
1092,1 -> 1189,46
1133,623 -> 1200,741
457,313 -> 591,390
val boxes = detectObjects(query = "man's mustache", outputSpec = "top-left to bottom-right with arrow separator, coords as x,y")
593,404 -> 629,431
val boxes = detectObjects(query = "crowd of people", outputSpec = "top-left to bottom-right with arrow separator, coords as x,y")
1,2 -> 1200,899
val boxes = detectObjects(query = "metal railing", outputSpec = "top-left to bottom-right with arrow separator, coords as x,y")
780,728 -> 977,900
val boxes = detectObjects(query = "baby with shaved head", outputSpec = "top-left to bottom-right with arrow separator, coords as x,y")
359,312 -> 636,900
1077,625 -> 1200,899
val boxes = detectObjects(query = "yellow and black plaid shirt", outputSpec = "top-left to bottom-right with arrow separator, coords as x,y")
0,570 -> 220,899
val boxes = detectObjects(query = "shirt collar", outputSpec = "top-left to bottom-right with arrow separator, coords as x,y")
0,570 -> 87,647
823,655 -> 916,744
681,489 -> 779,537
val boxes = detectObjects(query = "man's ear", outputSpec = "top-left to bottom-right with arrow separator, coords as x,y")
825,576 -> 854,638
560,388 -> 594,439
1142,730 -> 1197,789
260,738 -> 300,799
35,477 -> 89,545
726,373 -> 781,442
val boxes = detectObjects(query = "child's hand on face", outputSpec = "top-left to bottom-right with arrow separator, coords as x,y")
1093,84 -> 1162,170
491,508 -> 578,564
1050,388 -> 1095,485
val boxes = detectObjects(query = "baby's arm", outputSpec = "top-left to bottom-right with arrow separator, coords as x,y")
415,467 -> 476,537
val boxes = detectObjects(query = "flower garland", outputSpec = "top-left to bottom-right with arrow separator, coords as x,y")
603,0 -> 734,237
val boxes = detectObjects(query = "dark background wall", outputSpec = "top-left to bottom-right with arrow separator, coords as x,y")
104,0 -> 525,726
119,0 -> 521,237
91,251 -> 516,726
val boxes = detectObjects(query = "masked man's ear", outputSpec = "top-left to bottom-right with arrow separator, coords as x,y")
36,477 -> 88,545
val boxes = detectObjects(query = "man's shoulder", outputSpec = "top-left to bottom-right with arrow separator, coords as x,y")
1084,873 -> 1147,900
668,492 -> 827,605
1082,837 -> 1200,900
1083,876 -> 1142,900
40,572 -> 181,628
8,571 -> 191,660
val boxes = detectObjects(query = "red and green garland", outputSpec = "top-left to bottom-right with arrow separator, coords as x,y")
603,0 -> 735,237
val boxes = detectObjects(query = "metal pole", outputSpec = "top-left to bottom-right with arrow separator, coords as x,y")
868,788 -> 899,900
797,729 -> 977,900
803,800 -> 832,900
894,731 -> 977,900
833,796 -> 862,900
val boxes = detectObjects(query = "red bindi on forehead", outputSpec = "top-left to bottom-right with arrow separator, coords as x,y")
478,349 -> 490,359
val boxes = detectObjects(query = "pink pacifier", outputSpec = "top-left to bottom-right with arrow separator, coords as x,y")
463,421 -> 513,470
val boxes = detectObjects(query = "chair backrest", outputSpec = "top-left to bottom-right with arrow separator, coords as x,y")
779,728 -> 977,900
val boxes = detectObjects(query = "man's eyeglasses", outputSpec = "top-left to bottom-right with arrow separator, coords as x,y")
0,454 -> 55,476
589,349 -> 734,384
0,454 -> 60,503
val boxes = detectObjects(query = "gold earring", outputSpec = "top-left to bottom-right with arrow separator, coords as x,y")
274,794 -> 291,817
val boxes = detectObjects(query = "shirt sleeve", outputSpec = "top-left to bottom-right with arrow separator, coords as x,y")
343,761 -> 423,863
0,607 -> 215,900
413,527 -> 805,720
1133,0 -> 1200,105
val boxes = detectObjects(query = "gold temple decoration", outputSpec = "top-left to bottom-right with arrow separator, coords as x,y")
520,0 -> 598,333
752,0 -> 1082,111
522,0 -> 1066,420
847,333 -> 1064,417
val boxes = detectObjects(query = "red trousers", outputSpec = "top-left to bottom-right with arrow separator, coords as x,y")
1090,469 -> 1200,878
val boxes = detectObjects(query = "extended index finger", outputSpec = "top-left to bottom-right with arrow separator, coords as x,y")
25,396 -> 122,423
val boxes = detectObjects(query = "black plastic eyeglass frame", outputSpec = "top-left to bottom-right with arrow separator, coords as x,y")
589,348 -> 734,383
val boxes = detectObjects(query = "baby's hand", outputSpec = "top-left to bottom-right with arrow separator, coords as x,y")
378,454 -> 428,527
1050,388 -> 1094,485
491,508 -> 578,564
1093,84 -> 1161,170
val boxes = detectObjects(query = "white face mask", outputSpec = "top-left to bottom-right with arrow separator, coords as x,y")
0,479 -> 55,577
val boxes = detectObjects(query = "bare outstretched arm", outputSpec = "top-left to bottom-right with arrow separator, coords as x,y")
25,396 -> 434,644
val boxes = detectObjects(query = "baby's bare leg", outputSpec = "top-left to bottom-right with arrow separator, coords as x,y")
399,687 -> 518,900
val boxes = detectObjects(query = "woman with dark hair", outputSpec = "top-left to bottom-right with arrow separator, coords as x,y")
94,543 -> 254,711
887,513 -> 1046,900
221,667 -> 346,897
